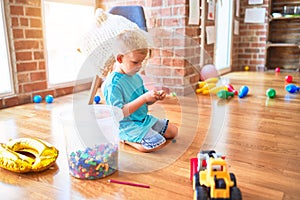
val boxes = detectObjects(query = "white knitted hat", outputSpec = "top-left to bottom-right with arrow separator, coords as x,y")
78,8 -> 140,76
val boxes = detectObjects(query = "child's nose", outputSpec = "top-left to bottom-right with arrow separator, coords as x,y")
136,65 -> 142,69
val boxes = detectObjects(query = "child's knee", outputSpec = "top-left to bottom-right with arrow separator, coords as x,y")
172,125 -> 178,137
165,124 -> 178,139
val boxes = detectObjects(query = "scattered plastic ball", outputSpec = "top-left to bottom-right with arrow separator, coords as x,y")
94,95 -> 101,104
200,64 -> 219,80
45,95 -> 54,103
285,75 -> 293,83
171,92 -> 177,97
244,66 -> 249,71
266,88 -> 276,98
285,84 -> 300,93
33,95 -> 42,103
275,67 -> 280,73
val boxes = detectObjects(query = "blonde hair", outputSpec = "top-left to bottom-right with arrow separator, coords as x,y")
113,29 -> 152,56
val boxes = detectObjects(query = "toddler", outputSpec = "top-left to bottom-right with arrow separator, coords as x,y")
103,29 -> 178,152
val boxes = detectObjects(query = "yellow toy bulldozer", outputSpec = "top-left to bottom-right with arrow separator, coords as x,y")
192,151 -> 242,200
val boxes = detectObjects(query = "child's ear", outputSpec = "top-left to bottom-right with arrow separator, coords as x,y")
116,55 -> 123,63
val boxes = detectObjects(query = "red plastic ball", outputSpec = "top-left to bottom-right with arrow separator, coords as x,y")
285,75 -> 293,83
275,67 -> 280,72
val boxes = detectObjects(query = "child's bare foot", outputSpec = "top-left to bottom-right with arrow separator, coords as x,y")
121,140 -> 166,153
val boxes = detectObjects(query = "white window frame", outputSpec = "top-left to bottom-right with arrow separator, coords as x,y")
43,0 -> 95,87
214,0 -> 234,74
0,1 -> 13,97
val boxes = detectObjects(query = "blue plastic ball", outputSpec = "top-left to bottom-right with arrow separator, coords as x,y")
45,95 -> 54,103
33,95 -> 42,103
285,84 -> 299,94
94,95 -> 101,104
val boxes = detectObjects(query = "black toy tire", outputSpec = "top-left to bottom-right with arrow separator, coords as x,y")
200,150 -> 216,154
231,186 -> 242,200
193,173 -> 200,189
230,173 -> 237,187
195,186 -> 208,200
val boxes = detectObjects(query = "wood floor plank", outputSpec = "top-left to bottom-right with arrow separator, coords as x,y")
0,71 -> 299,199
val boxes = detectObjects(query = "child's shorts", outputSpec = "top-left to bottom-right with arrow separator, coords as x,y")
140,119 -> 169,150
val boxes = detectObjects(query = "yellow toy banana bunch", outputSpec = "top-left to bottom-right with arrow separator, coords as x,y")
196,77 -> 228,94
0,138 -> 59,173
196,83 -> 216,94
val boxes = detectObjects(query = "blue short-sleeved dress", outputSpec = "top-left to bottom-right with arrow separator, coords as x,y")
103,72 -> 158,143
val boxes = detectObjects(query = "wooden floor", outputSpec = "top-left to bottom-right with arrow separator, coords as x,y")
0,71 -> 299,200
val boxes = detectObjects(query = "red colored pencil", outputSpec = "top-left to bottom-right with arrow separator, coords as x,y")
108,179 -> 150,189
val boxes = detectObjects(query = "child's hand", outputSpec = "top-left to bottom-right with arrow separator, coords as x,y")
143,90 -> 158,103
143,90 -> 165,103
156,90 -> 166,100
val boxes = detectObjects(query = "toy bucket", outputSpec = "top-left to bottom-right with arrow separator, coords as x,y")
60,105 -> 123,179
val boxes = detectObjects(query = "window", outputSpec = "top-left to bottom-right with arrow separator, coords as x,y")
43,1 -> 95,86
0,1 -> 13,95
214,0 -> 233,72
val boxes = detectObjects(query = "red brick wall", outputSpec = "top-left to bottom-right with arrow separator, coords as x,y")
0,0 -> 89,109
98,0 -> 201,95
1,0 -> 271,108
233,0 -> 269,71
146,0 -> 201,95
201,1 -> 214,68
231,0 -> 240,72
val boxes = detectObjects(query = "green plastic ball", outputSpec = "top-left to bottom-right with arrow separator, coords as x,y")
266,88 -> 276,98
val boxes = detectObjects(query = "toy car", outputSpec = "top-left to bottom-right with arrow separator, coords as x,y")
191,150 -> 242,200
197,150 -> 223,171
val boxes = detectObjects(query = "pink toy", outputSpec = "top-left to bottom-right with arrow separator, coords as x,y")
275,67 -> 280,72
226,84 -> 238,95
200,64 -> 219,80
108,179 -> 150,189
190,158 -> 198,181
285,75 -> 293,83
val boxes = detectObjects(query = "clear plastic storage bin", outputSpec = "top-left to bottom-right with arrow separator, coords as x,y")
60,105 -> 123,179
